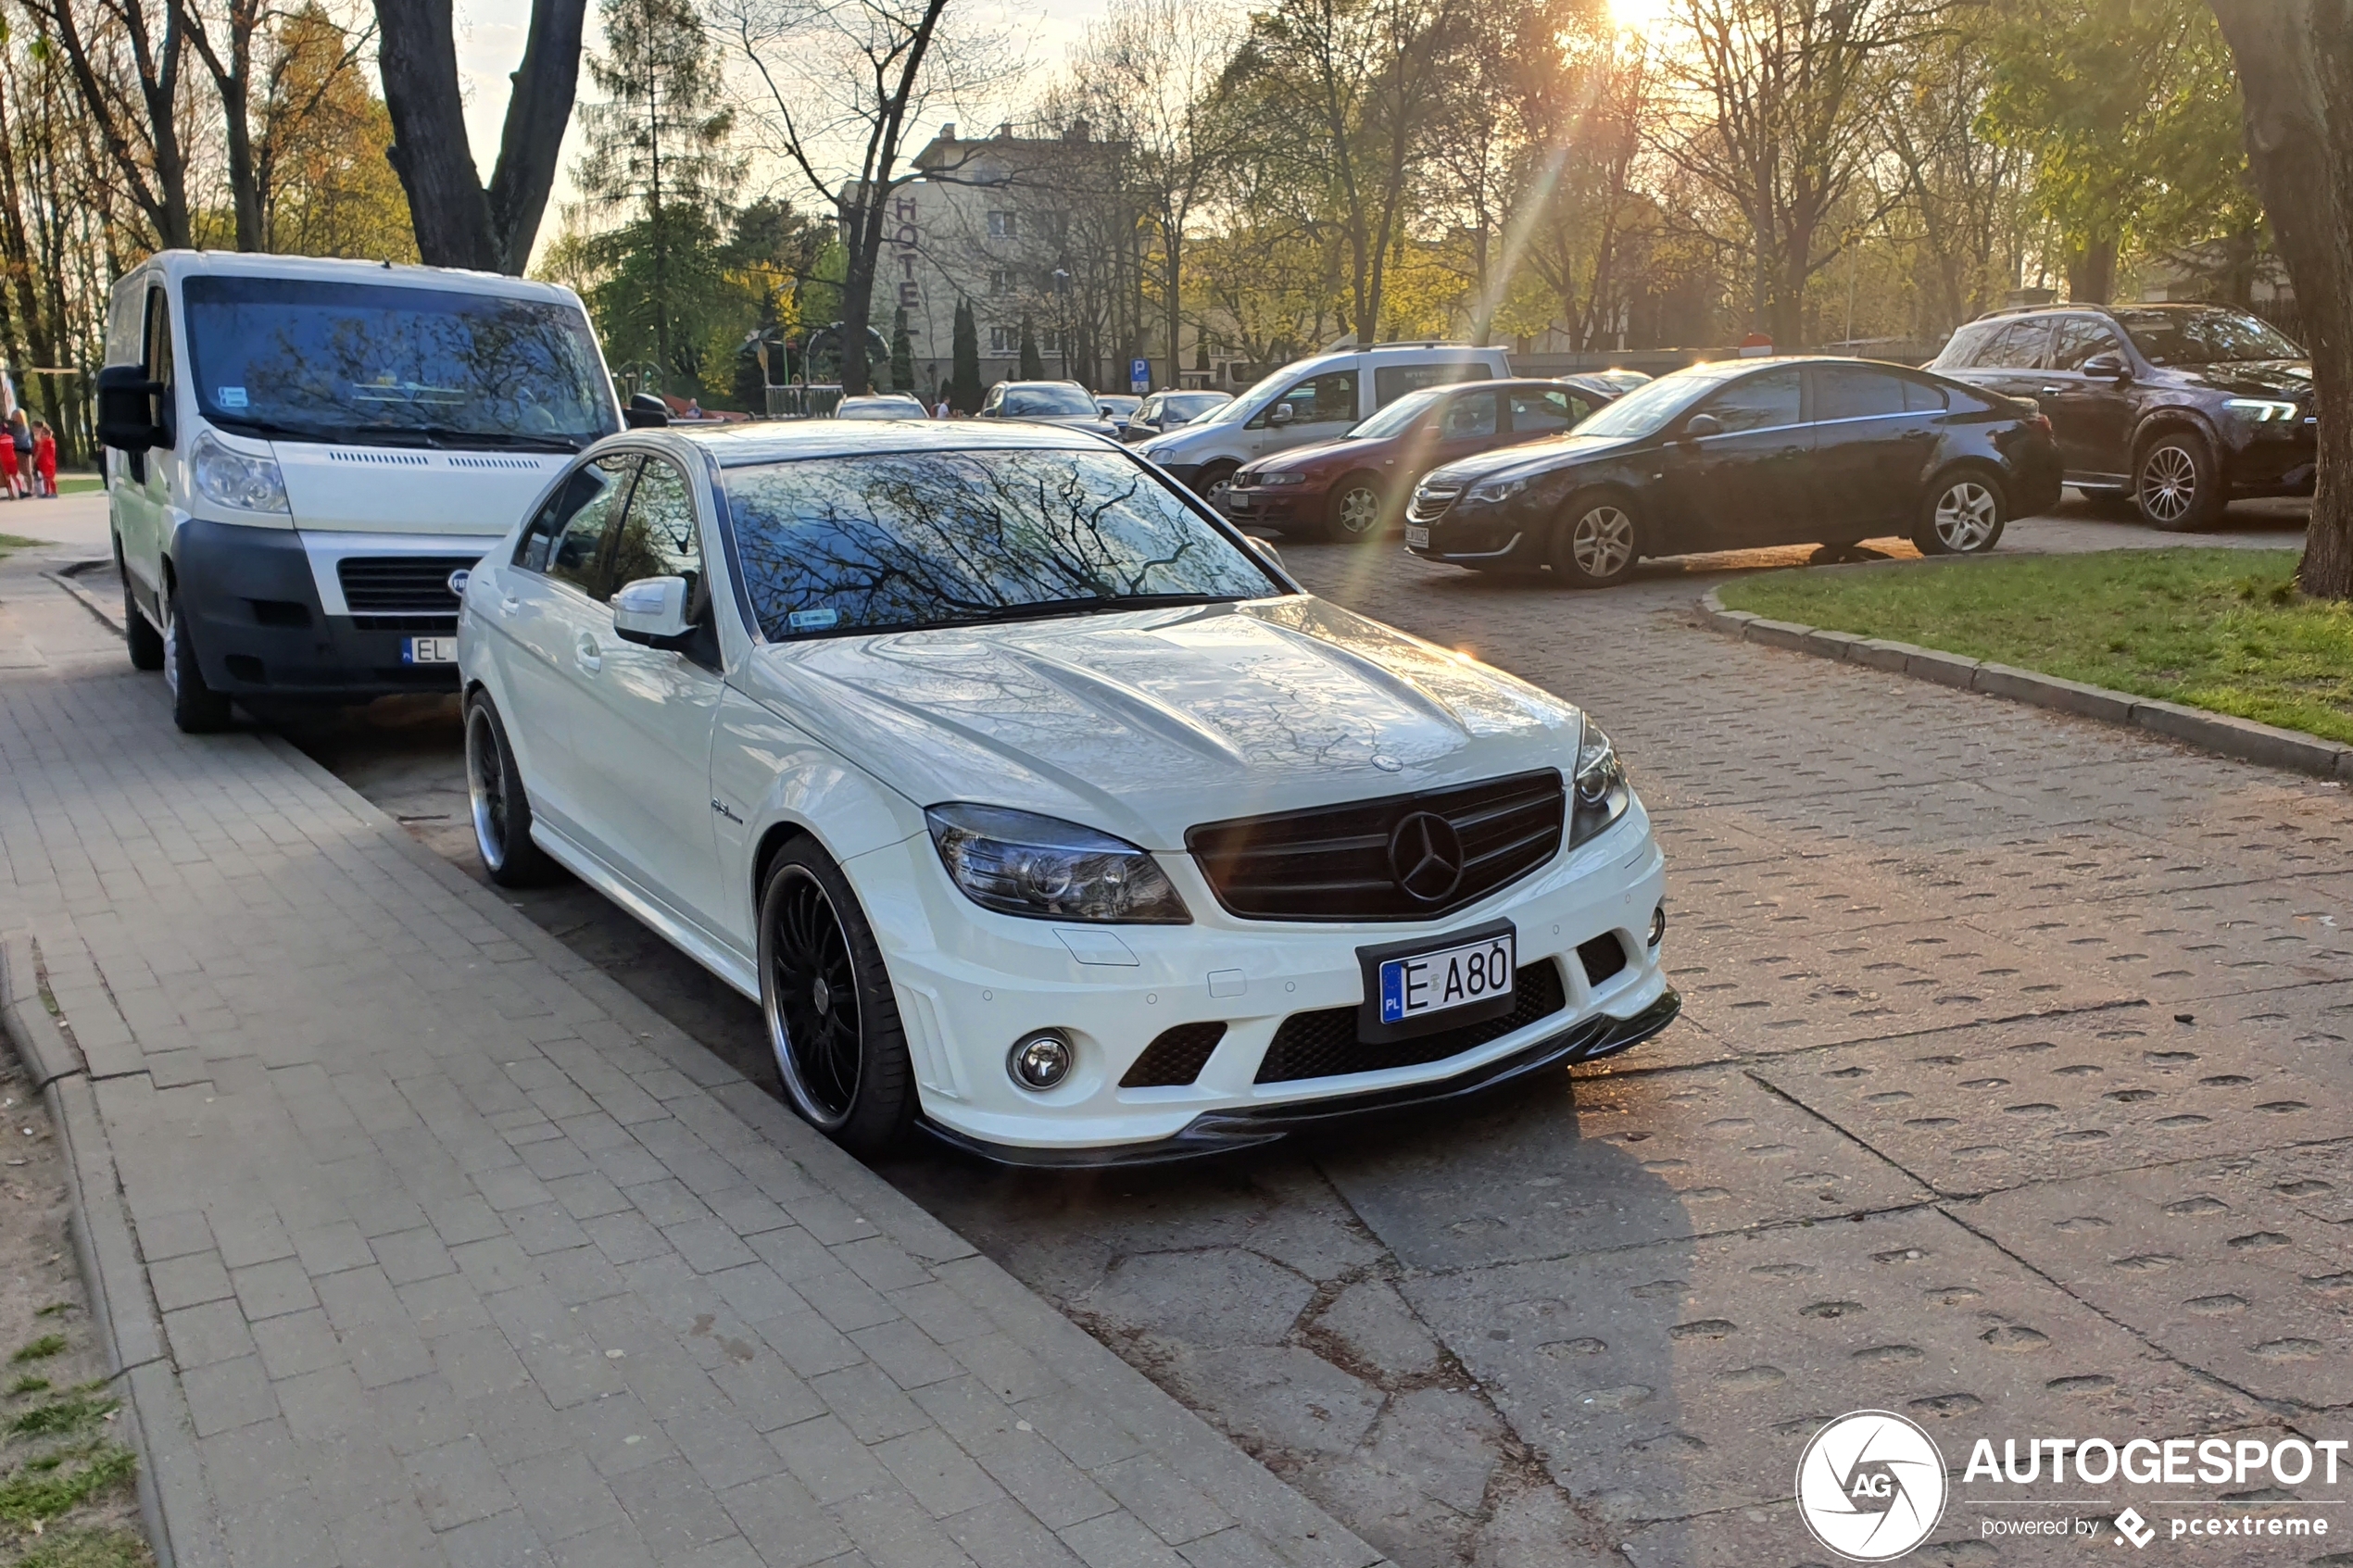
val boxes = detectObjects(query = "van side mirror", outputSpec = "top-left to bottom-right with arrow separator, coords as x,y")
624,392 -> 670,429
610,575 -> 694,647
1681,412 -> 1723,440
2081,352 -> 2130,382
97,364 -> 170,452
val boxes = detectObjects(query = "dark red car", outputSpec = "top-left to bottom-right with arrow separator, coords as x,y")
1217,377 -> 1621,543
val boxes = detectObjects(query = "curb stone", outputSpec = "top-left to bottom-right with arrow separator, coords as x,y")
0,933 -> 205,1568
40,558 -> 123,634
1698,586 -> 2353,781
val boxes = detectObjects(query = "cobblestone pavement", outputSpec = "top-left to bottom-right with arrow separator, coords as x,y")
26,491 -> 2353,1568
0,552 -> 1379,1568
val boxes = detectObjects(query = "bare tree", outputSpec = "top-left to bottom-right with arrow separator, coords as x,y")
1878,25 -> 2028,337
373,0 -> 587,270
16,0 -> 196,246
2206,0 -> 2352,597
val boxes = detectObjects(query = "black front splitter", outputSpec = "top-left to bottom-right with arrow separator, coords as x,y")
917,987 -> 1680,1170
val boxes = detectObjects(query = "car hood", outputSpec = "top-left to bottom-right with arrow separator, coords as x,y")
1252,435 -> 1388,474
736,596 -> 1584,850
1425,433 -> 1632,488
2166,360 -> 2313,399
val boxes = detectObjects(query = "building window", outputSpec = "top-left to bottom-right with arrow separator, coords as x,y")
989,326 -> 1015,355
988,270 -> 1010,295
988,211 -> 1017,240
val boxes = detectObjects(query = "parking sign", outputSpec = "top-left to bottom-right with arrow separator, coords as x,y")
1130,358 -> 1151,393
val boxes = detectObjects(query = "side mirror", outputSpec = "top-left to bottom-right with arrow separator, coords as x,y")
610,575 -> 694,647
2082,352 -> 2131,382
1246,534 -> 1286,571
624,392 -> 670,429
1681,412 -> 1724,440
1268,402 -> 1295,427
97,364 -> 169,452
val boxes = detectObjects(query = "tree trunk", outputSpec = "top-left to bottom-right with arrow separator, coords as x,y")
2064,235 -> 2118,305
484,0 -> 587,272
2208,0 -> 2353,597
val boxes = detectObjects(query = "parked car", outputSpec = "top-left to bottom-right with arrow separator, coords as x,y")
976,380 -> 1121,437
1220,378 -> 1617,543
835,394 -> 929,420
1579,369 -> 1655,395
456,420 -> 1676,1162
1123,389 -> 1232,442
1407,357 -> 2062,587
1929,302 -> 2314,531
94,250 -> 621,734
1097,394 -> 1143,433
1137,343 -> 1514,505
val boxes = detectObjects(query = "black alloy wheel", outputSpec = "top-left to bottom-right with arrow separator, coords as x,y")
758,842 -> 914,1155
464,694 -> 556,887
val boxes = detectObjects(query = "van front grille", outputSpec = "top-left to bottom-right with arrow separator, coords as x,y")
337,557 -> 478,615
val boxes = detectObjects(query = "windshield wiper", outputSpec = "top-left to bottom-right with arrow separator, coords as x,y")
209,414 -> 402,445
413,427 -> 584,453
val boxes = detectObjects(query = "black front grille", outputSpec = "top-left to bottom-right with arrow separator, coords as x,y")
337,557 -> 477,615
1122,1022 -> 1227,1087
350,613 -> 460,633
1256,959 -> 1567,1084
1407,484 -> 1461,525
1187,771 -> 1564,922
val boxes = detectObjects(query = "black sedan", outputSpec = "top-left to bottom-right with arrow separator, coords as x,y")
1406,357 -> 2063,587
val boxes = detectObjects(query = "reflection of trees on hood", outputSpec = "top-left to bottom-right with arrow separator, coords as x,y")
728,451 -> 1268,636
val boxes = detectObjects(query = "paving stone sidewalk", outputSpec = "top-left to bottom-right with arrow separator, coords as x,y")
0,603 -> 1385,1568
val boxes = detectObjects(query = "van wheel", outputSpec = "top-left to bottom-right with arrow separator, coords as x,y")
758,841 -> 916,1157
120,546 -> 164,671
1323,474 -> 1386,543
1914,470 -> 2007,556
464,693 -> 558,887
2135,430 -> 2222,532
161,583 -> 233,733
1194,461 -> 1239,510
1549,495 -> 1640,588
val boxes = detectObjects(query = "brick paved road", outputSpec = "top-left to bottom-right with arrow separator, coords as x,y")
30,494 -> 2353,1568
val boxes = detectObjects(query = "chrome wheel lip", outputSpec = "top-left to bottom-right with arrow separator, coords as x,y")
1570,506 -> 1634,577
464,705 -> 510,872
161,596 -> 181,696
1335,485 -> 1382,535
2139,445 -> 2197,523
761,865 -> 862,1132
1932,481 -> 1997,551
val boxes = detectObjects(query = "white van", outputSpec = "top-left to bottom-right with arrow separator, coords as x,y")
1134,342 -> 1513,510
98,252 -> 628,732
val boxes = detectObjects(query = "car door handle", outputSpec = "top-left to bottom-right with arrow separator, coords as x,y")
2040,385 -> 2064,396
574,633 -> 601,674
499,595 -> 521,618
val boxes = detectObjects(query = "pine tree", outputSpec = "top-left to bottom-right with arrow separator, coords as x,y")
950,300 -> 983,413
890,307 -> 915,393
1018,315 -> 1043,380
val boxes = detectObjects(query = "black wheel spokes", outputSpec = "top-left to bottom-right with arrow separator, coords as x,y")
768,873 -> 862,1123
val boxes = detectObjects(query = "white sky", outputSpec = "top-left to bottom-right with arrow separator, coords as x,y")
449,0 -> 1101,229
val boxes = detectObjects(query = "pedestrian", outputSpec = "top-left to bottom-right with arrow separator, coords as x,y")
31,420 -> 57,497
933,393 -> 950,420
6,410 -> 30,499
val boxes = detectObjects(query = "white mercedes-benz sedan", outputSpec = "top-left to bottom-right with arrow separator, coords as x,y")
455,420 -> 1675,1164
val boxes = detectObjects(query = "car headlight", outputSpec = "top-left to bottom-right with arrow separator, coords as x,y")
1568,718 -> 1629,847
191,428 -> 290,513
926,803 -> 1190,923
1254,471 -> 1307,487
1466,475 -> 1528,505
2223,397 -> 2300,424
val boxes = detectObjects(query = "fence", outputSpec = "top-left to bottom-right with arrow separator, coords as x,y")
764,384 -> 846,419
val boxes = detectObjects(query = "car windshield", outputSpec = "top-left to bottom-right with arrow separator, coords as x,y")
1567,369 -> 1723,439
2113,308 -> 2302,367
723,447 -> 1284,639
1348,387 -> 1444,440
182,276 -> 616,449
1100,396 -> 1140,414
1000,385 -> 1097,417
1165,394 -> 1227,420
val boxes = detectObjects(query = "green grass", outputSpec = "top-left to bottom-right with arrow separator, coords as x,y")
52,475 -> 101,495
0,1443 -> 136,1524
1717,548 -> 2353,746
7,1394 -> 119,1438
0,533 -> 48,562
7,1377 -> 50,1397
8,1339 -> 65,1367
11,1524 -> 155,1568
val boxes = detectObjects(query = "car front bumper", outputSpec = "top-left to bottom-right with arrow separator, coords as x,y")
849,804 -> 1671,1160
1219,485 -> 1329,527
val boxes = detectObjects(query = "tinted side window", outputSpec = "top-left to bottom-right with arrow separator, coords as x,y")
1508,388 -> 1579,433
1441,389 -> 1499,438
1815,367 -> 1911,421
2050,317 -> 2126,371
1903,378 -> 1950,413
1981,319 -> 2053,370
1701,369 -> 1803,433
1273,370 -> 1359,424
609,459 -> 703,594
1938,321 -> 1997,368
1373,360 -> 1490,406
520,454 -> 636,596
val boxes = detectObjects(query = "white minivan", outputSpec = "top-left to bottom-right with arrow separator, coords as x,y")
1134,342 -> 1513,517
98,252 -> 629,732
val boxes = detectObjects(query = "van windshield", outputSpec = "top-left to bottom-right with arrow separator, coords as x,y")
182,277 -> 619,450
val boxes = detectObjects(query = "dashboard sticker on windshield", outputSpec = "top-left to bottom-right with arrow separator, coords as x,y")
218,387 -> 248,408
788,608 -> 839,632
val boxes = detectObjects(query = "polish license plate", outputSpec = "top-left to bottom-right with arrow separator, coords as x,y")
1404,524 -> 1430,549
1378,927 -> 1515,1025
401,636 -> 459,665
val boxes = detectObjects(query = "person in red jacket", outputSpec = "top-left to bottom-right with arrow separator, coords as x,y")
31,421 -> 57,497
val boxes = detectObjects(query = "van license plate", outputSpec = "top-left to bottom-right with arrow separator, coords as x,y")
402,637 -> 458,665
1378,928 -> 1515,1025
1404,525 -> 1430,549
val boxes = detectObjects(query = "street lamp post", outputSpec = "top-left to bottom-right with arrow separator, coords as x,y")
1051,270 -> 1072,382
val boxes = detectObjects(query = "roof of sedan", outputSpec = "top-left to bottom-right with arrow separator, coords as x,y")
651,418 -> 1113,467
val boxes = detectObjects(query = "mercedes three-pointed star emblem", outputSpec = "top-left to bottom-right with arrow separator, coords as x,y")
1387,811 -> 1464,904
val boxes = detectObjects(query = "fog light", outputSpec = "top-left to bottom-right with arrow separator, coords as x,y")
1008,1031 -> 1074,1091
1648,904 -> 1667,947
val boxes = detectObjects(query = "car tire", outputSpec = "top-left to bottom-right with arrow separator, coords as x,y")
161,580 -> 233,733
1913,469 -> 2007,556
1193,461 -> 1239,511
1549,494 -> 1641,588
2133,429 -> 2223,532
1323,473 -> 1386,543
758,839 -> 916,1157
120,542 -> 164,671
464,693 -> 559,887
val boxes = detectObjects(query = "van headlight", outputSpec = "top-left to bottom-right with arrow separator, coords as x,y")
191,429 -> 290,514
1569,719 -> 1629,846
926,804 -> 1191,923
